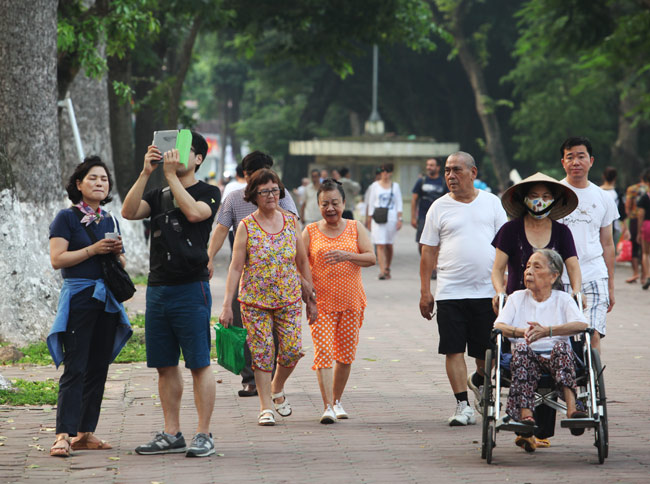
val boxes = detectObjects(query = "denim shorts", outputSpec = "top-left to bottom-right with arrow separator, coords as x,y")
145,281 -> 212,369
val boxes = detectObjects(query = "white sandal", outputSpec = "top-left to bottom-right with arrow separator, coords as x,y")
258,409 -> 275,426
271,391 -> 292,417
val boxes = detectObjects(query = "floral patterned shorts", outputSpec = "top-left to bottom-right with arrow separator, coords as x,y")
240,301 -> 303,372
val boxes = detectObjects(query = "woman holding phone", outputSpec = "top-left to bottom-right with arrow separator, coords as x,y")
48,156 -> 132,457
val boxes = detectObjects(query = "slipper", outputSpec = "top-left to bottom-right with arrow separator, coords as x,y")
520,416 -> 536,426
50,436 -> 71,457
272,391 -> 292,417
569,411 -> 588,436
258,409 -> 275,426
626,276 -> 639,283
71,438 -> 112,450
535,437 -> 551,448
515,435 -> 536,453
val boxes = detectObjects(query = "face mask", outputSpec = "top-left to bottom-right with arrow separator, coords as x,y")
524,197 -> 554,220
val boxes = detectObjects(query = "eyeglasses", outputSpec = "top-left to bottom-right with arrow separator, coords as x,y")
257,188 -> 281,197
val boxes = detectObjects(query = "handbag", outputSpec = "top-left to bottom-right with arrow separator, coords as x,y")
74,208 -> 136,303
616,239 -> 632,263
213,323 -> 248,374
371,183 -> 393,224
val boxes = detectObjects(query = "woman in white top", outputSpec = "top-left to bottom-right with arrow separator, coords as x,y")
494,249 -> 588,450
365,163 -> 403,279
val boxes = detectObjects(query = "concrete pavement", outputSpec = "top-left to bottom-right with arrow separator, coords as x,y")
1,226 -> 649,483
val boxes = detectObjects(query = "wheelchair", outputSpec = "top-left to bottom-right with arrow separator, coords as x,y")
480,294 -> 608,464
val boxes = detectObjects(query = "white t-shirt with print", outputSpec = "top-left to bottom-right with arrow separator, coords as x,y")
495,289 -> 587,355
558,180 -> 618,283
420,190 -> 507,300
366,181 -> 403,220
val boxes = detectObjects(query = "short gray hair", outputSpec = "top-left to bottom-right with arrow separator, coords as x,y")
448,151 -> 476,169
534,248 -> 564,290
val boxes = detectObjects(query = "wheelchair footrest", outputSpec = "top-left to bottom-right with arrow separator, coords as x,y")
496,418 -> 537,434
560,417 -> 597,430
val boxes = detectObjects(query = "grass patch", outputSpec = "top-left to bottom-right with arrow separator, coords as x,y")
14,341 -> 53,366
131,313 -> 145,328
113,331 -> 147,363
0,379 -> 58,405
131,274 -> 148,285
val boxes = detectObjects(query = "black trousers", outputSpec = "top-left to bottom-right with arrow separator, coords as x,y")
56,287 -> 118,435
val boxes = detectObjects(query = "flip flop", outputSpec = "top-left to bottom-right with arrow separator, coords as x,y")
569,411 -> 588,436
520,416 -> 536,426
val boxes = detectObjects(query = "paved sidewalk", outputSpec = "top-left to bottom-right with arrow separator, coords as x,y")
1,227 -> 649,483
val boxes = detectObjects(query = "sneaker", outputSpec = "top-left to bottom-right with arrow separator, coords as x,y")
320,405 -> 337,424
448,401 -> 476,426
333,400 -> 348,419
186,432 -> 215,457
135,432 -> 187,455
467,372 -> 484,415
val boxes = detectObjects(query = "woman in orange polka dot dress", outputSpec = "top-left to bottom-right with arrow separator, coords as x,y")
302,179 -> 376,424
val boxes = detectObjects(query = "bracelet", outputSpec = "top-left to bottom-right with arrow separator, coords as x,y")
549,327 -> 553,338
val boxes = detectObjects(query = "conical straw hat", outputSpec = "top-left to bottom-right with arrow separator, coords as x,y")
501,172 -> 578,220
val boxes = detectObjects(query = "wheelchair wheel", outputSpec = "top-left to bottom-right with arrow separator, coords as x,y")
591,348 -> 608,460
481,349 -> 493,459
596,421 -> 606,464
486,422 -> 495,464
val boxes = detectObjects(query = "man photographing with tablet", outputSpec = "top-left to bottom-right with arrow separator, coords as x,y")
122,130 -> 221,457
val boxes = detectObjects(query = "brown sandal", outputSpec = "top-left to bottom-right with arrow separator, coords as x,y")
71,435 -> 112,450
50,435 -> 71,457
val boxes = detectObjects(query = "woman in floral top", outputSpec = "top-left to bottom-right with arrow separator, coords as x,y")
220,169 -> 316,426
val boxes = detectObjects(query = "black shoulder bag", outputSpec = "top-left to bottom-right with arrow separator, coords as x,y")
74,208 -> 136,303
372,183 -> 394,224
150,187 -> 209,275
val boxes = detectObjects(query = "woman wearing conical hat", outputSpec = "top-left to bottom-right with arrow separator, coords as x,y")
485,172 -> 581,452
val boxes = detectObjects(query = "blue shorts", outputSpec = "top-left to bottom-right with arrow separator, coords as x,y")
145,281 -> 212,369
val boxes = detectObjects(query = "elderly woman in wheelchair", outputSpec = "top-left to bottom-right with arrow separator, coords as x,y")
493,249 -> 588,450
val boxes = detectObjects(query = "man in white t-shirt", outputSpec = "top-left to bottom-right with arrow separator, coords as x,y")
557,137 -> 618,352
419,151 -> 507,426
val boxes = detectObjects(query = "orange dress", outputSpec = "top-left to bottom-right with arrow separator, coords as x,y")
307,220 -> 366,369
307,220 -> 366,313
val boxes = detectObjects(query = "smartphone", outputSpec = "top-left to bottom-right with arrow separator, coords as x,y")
151,130 -> 178,164
104,232 -> 119,240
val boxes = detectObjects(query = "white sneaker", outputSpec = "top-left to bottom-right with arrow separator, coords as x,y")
448,401 -> 476,426
320,405 -> 337,424
333,400 -> 348,419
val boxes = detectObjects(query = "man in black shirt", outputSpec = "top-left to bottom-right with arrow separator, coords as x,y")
122,131 -> 220,458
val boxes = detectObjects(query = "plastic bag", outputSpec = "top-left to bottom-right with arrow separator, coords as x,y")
616,239 -> 632,263
213,323 -> 247,375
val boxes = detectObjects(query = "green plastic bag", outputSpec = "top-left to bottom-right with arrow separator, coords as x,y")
213,323 -> 247,375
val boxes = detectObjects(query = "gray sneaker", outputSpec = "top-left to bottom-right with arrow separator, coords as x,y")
135,432 -> 187,455
186,432 -> 215,457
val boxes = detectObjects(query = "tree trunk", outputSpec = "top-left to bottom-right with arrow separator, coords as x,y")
61,53 -> 150,276
610,88 -> 644,188
447,3 -> 511,192
108,53 -> 139,200
0,0 -> 63,344
168,16 -> 203,127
